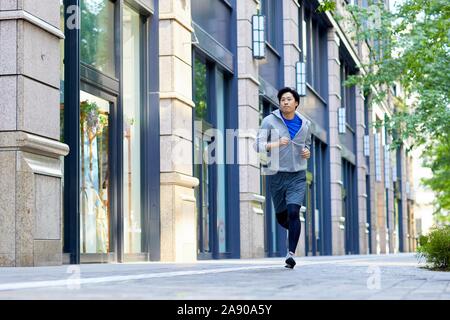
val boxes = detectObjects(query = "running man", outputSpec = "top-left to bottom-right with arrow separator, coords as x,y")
254,87 -> 311,268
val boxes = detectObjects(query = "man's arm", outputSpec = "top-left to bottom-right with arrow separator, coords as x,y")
300,121 -> 312,159
254,117 -> 270,153
304,121 -> 312,150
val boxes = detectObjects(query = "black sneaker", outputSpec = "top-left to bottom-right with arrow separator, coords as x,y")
284,252 -> 296,269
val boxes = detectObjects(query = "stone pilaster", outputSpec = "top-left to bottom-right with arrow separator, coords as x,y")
282,0 -> 307,257
406,154 -> 416,251
327,29 -> 344,255
159,0 -> 198,262
400,146 -> 409,252
237,0 -> 264,258
282,0 -> 300,88
355,87 -> 368,254
377,133 -> 387,253
387,153 -> 395,254
0,0 -> 69,267
368,104 -> 378,254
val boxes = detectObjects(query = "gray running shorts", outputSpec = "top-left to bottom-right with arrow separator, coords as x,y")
267,170 -> 307,214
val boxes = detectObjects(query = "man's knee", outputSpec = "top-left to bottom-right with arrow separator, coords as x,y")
288,211 -> 299,221
276,210 -> 289,228
287,204 -> 300,221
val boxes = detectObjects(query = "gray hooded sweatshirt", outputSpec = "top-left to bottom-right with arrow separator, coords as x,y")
254,109 -> 311,174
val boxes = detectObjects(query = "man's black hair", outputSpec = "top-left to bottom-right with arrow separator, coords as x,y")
277,87 -> 300,103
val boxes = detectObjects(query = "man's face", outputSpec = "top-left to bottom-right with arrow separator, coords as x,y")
280,92 -> 299,114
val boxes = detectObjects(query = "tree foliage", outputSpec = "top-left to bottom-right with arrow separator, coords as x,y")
346,0 -> 449,146
323,0 -> 450,214
421,125 -> 450,216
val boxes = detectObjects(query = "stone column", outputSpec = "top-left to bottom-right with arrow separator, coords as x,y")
237,0 -> 264,258
386,144 -> 396,253
355,87 -> 368,254
400,146 -> 409,252
282,0 -> 300,89
282,0 -> 307,257
327,30 -> 344,255
159,0 -> 198,262
376,126 -> 387,253
0,0 -> 69,267
406,154 -> 416,251
368,104 -> 378,254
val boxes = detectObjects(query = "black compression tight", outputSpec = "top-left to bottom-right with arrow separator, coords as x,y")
275,204 -> 301,254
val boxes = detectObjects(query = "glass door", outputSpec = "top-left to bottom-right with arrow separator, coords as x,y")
194,120 -> 213,257
79,89 -> 116,262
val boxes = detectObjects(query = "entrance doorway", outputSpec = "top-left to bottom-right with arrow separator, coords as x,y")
79,89 -> 117,263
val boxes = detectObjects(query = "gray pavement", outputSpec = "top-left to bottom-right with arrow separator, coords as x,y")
0,253 -> 449,300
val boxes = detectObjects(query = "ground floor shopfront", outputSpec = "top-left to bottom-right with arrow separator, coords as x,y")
0,0 -> 417,267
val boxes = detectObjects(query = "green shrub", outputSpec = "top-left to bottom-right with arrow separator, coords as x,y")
416,225 -> 450,271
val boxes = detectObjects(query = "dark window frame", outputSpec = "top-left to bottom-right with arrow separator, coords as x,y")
340,57 -> 357,131
342,159 -> 359,254
261,0 -> 282,52
300,1 -> 328,98
192,50 -> 234,260
62,0 -> 159,264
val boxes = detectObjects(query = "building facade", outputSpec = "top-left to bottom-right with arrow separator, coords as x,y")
0,0 -> 416,267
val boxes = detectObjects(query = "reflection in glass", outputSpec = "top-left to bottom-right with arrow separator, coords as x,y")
216,71 -> 227,253
194,58 -> 211,253
123,6 -> 142,254
201,138 -> 210,252
191,0 -> 231,49
194,59 -> 207,119
80,91 -> 110,254
60,0 -> 65,141
80,0 -> 115,76
60,0 -> 65,244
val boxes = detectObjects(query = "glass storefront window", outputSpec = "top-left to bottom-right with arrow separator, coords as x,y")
191,0 -> 232,49
123,5 -> 142,254
194,57 -> 229,256
79,91 -> 111,254
216,70 -> 227,253
80,0 -> 116,76
60,0 -> 65,142
194,57 -> 211,254
194,59 -> 208,120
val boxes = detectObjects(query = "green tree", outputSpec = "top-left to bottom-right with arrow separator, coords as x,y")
321,0 -> 450,216
421,125 -> 450,218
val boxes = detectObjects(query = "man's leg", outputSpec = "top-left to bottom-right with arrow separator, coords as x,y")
284,203 -> 301,269
287,203 -> 301,254
276,210 -> 289,229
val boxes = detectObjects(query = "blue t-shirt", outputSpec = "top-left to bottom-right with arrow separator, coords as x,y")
281,113 -> 302,139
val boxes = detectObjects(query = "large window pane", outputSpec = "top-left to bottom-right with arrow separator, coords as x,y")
80,0 -> 116,76
191,0 -> 231,49
216,70 -> 227,253
80,91 -> 111,254
123,5 -> 142,254
193,58 -> 211,253
60,0 -> 65,142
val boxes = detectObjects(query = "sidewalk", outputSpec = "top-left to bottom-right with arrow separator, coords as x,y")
0,253 -> 448,300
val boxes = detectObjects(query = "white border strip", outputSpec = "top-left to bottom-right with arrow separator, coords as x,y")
0,257 -> 392,292
0,265 -> 280,292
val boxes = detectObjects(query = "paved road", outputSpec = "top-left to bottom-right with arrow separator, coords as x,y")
0,253 -> 448,300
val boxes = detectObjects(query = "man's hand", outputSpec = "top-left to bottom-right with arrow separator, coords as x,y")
278,137 -> 290,147
267,137 -> 290,151
301,148 -> 310,159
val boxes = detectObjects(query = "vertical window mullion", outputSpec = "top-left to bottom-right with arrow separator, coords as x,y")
313,21 -> 319,90
308,16 -> 313,86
